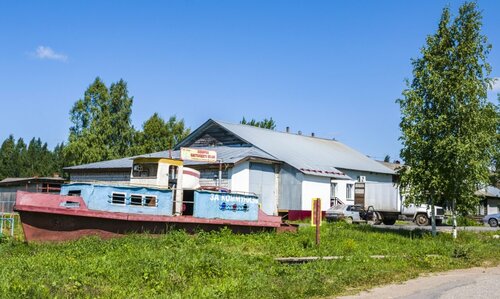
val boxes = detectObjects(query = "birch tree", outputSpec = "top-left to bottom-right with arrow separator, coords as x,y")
398,2 -> 498,238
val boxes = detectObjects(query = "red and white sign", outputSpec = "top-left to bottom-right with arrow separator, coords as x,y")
180,147 -> 217,163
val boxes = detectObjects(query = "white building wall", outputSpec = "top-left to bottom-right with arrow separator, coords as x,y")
331,179 -> 356,205
229,161 -> 250,193
301,175 -> 331,211
339,169 -> 393,183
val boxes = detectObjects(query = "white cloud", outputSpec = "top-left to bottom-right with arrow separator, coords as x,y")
33,46 -> 68,62
492,77 -> 500,92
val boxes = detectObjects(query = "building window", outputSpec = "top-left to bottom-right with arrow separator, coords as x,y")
346,184 -> 353,199
130,194 -> 143,206
112,193 -> 126,205
330,182 -> 338,207
330,183 -> 337,198
144,196 -> 157,207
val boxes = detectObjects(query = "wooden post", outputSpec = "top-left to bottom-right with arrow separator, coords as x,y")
311,198 -> 321,246
315,198 -> 321,245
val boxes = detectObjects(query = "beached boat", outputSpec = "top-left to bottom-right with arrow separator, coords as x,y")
15,157 -> 295,242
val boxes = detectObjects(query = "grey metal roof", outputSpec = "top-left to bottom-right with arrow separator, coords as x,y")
64,156 -> 135,171
476,186 -> 500,198
209,120 -> 394,175
64,146 -> 278,171
0,177 -> 65,186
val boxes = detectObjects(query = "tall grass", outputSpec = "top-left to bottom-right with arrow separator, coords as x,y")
0,223 -> 499,298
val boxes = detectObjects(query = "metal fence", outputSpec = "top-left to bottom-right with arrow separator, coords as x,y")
0,194 -> 16,213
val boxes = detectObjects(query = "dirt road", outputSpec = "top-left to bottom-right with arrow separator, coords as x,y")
337,266 -> 500,299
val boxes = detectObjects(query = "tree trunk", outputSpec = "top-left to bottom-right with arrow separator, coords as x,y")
431,199 -> 436,237
452,199 -> 457,239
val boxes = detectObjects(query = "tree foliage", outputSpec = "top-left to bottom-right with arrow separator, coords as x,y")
240,117 -> 276,130
398,2 -> 499,215
1,77 -> 194,178
0,135 -> 65,180
129,113 -> 190,155
64,77 -> 135,166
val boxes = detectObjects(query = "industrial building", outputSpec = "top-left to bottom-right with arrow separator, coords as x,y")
65,119 -> 395,220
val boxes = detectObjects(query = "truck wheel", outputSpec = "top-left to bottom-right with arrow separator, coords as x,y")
345,217 -> 353,224
372,212 -> 382,225
488,218 -> 498,227
382,219 -> 396,225
415,214 -> 429,226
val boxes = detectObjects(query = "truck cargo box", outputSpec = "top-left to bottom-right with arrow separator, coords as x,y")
354,182 -> 400,213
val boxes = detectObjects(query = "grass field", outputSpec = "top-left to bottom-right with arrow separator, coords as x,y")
0,222 -> 499,298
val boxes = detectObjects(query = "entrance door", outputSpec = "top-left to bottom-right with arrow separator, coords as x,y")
249,163 -> 275,215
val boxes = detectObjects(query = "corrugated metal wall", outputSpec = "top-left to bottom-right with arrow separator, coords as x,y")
0,185 -> 42,212
70,171 -> 131,183
278,164 -> 302,210
249,162 -> 275,215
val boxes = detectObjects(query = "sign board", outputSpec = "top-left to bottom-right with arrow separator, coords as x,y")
180,147 -> 217,163
193,190 -> 259,221
311,198 -> 322,227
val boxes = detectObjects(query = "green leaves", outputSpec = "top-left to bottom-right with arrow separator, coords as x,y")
64,78 -> 191,164
128,113 -> 190,155
65,78 -> 135,166
398,2 -> 499,214
240,117 -> 276,130
0,136 -> 64,179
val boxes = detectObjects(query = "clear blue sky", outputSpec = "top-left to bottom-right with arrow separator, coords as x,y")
1,1 -> 499,161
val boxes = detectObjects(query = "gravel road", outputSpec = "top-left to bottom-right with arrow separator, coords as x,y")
337,266 -> 500,299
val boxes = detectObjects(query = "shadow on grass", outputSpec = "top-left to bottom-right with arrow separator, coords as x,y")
347,223 -> 435,239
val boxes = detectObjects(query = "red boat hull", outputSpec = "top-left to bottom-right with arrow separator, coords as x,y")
14,191 -> 294,242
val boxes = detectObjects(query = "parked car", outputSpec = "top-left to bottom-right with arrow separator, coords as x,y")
482,213 -> 500,227
325,204 -> 365,223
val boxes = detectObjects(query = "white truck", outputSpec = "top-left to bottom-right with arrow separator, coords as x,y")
354,182 -> 445,226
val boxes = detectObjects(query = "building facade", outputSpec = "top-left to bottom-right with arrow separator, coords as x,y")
65,119 -> 395,220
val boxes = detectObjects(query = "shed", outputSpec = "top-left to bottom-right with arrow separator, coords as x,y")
0,177 -> 65,212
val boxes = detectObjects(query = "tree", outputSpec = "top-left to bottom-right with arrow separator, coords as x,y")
383,155 -> 391,163
64,77 -> 135,166
129,113 -> 190,155
0,135 -> 17,179
398,2 -> 498,238
240,117 -> 276,130
490,95 -> 500,187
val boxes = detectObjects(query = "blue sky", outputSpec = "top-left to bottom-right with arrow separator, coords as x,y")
0,1 -> 499,161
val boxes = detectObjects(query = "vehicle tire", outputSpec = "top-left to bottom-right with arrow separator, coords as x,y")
415,214 -> 429,226
372,212 -> 382,225
488,218 -> 498,227
345,217 -> 353,224
382,218 -> 396,225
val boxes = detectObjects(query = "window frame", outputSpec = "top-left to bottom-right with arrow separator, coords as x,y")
144,195 -> 158,207
130,194 -> 143,206
111,192 -> 126,205
346,184 -> 354,200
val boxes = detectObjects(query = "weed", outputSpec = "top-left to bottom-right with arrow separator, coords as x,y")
0,223 -> 498,298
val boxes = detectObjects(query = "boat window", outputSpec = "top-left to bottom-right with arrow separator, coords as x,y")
68,190 -> 81,197
132,163 -> 158,178
130,194 -> 143,206
144,196 -> 157,207
112,193 -> 126,205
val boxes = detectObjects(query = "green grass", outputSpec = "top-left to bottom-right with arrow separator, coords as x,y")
0,223 -> 499,298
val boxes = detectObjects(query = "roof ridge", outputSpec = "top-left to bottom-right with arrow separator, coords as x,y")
213,119 -> 340,143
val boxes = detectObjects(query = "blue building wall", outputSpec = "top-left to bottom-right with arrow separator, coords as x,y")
61,183 -> 174,216
193,190 -> 259,221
